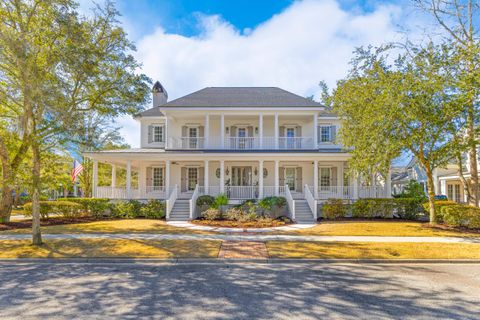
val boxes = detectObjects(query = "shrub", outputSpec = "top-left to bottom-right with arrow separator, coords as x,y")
212,194 -> 229,211
422,200 -> 457,222
201,208 -> 222,220
24,201 -> 83,219
57,198 -> 111,217
196,195 -> 215,207
224,207 -> 246,221
112,200 -> 142,218
441,205 -> 480,229
140,200 -> 165,219
258,196 -> 287,217
322,199 -> 348,220
352,198 -> 424,220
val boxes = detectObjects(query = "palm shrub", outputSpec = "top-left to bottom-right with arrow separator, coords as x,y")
212,194 -> 229,212
258,196 -> 287,217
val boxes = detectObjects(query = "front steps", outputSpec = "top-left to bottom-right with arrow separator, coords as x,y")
294,199 -> 315,224
168,199 -> 190,221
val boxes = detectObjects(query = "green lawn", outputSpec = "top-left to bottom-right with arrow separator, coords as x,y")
267,241 -> 480,259
0,239 -> 221,259
282,221 -> 480,237
0,219 -> 214,235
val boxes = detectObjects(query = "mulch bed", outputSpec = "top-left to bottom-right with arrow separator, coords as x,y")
0,217 -> 112,231
191,219 -> 292,228
421,223 -> 480,234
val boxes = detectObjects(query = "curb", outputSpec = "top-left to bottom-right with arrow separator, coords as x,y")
0,258 -> 478,264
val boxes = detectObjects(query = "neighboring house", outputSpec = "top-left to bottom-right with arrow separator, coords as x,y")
85,82 -> 391,222
391,157 -> 463,203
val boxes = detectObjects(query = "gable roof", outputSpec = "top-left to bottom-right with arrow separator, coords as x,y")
162,87 -> 324,108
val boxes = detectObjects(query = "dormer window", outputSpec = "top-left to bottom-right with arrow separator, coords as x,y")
154,126 -> 164,142
148,124 -> 165,143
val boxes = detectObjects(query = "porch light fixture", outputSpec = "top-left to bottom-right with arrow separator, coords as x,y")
255,127 -> 258,134
225,168 -> 230,176
263,168 -> 268,178
226,127 -> 229,134
254,167 -> 258,176
215,168 -> 221,178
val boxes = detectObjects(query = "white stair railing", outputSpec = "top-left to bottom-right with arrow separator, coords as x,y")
304,184 -> 317,219
285,185 -> 296,220
189,184 -> 200,219
165,184 -> 178,219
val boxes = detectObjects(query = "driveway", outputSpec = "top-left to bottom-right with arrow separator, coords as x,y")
0,262 -> 479,319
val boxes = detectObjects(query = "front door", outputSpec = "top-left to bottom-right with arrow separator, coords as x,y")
238,128 -> 247,149
189,127 -> 198,149
231,166 -> 252,186
285,168 -> 296,191
187,167 -> 198,191
286,128 -> 295,149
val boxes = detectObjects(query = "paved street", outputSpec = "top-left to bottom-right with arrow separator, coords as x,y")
0,262 -> 479,319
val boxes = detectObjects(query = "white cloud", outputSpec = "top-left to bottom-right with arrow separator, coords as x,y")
122,0 -> 426,147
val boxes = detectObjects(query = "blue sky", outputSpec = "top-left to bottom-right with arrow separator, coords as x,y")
79,0 -> 427,164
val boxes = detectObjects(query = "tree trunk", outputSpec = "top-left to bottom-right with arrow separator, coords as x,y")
467,110 -> 478,207
0,187 -> 13,223
423,162 -> 437,224
31,142 -> 42,245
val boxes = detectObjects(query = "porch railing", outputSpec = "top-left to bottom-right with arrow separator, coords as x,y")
316,186 -> 354,200
358,186 -> 387,198
262,186 -> 286,197
285,185 -> 296,220
96,187 -> 129,199
226,186 -> 259,199
166,136 -> 321,150
304,184 -> 317,219
165,185 -> 178,219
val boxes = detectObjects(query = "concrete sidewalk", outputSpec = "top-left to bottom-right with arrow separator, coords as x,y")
1,233 -> 480,243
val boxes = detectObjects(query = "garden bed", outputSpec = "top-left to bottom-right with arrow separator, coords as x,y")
191,218 -> 292,228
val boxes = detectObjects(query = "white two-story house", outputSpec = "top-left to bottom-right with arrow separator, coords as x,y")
85,82 -> 390,222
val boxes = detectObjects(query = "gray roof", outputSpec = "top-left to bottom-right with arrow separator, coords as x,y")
162,87 -> 324,108
135,107 -> 164,118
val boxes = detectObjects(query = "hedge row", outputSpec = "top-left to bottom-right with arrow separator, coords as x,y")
322,198 -> 425,220
440,204 -> 480,229
23,199 -> 165,220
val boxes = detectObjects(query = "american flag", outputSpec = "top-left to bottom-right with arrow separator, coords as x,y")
71,159 -> 84,183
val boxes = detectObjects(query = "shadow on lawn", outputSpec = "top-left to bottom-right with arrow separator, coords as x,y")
0,262 -> 479,319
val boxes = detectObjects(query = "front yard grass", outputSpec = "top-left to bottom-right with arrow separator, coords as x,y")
0,219 -> 213,235
267,241 -> 480,259
283,221 -> 480,237
0,239 -> 221,259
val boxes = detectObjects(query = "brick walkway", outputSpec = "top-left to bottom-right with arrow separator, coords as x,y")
218,241 -> 268,259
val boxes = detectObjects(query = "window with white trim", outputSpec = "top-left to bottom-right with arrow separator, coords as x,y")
319,167 -> 331,189
319,126 -> 331,142
153,125 -> 164,142
152,167 -> 164,189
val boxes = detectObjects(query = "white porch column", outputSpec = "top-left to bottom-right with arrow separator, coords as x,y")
274,160 -> 279,196
165,115 -> 169,148
274,113 -> 279,149
259,160 -> 264,198
165,160 -> 171,195
338,163 -> 343,198
220,113 -> 225,149
220,160 -> 225,193
139,164 -> 146,198
126,160 -> 132,198
92,159 -> 98,198
205,114 -> 210,148
111,164 -> 116,188
353,175 -> 359,199
440,179 -> 446,195
313,160 -> 318,197
313,113 -> 318,148
259,113 -> 263,149
385,169 -> 392,198
204,160 -> 209,194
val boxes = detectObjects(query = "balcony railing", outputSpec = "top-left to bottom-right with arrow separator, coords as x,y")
166,136 -> 322,150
